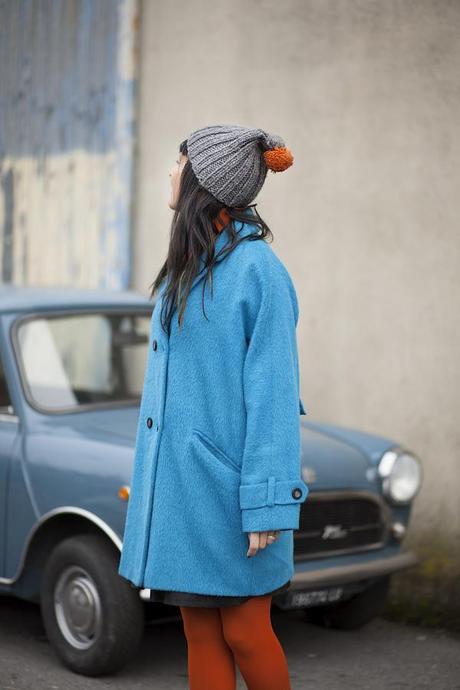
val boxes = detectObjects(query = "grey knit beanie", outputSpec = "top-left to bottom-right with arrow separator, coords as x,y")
186,124 -> 294,207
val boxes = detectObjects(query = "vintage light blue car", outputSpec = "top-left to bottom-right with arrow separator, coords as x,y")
0,286 -> 422,676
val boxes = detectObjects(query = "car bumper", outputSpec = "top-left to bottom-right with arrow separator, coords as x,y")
270,549 -> 419,610
139,551 -> 419,605
289,549 -> 418,590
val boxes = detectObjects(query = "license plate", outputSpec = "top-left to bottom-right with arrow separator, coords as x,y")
288,586 -> 344,608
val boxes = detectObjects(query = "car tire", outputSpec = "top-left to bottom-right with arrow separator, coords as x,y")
305,576 -> 391,630
40,533 -> 144,676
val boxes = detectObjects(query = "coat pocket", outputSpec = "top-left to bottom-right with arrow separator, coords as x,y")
173,428 -> 248,589
191,428 -> 241,475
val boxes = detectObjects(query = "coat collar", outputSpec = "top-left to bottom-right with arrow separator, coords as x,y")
189,205 -> 261,291
158,205 -> 261,300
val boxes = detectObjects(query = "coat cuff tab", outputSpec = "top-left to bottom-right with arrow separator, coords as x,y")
239,477 -> 309,510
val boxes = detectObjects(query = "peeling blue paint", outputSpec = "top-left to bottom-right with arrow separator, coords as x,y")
0,0 -> 123,157
0,0 -> 139,290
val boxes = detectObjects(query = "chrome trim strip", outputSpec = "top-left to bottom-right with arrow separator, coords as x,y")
294,489 -> 393,560
0,413 -> 19,423
0,507 -> 122,586
289,550 -> 418,589
295,539 -> 386,561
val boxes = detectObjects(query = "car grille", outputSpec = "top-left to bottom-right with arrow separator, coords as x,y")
294,492 -> 388,560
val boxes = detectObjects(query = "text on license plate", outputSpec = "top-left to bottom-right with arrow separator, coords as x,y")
289,587 -> 344,607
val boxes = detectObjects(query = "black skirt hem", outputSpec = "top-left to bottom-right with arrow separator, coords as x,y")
147,579 -> 291,608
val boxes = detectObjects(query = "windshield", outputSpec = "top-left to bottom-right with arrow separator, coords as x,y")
15,310 -> 152,413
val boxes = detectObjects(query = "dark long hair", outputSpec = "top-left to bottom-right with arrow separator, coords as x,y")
149,139 -> 273,335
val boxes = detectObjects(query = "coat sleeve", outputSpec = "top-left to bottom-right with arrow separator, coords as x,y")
239,256 -> 309,533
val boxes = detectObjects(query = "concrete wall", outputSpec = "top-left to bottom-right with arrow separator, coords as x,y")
0,0 -> 139,288
133,0 -> 460,611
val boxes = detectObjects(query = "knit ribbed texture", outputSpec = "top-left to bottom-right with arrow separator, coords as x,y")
186,124 -> 287,206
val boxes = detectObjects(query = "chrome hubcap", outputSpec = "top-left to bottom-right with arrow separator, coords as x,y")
54,565 -> 102,649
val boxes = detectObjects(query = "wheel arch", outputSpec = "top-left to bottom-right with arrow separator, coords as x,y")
6,507 -> 122,603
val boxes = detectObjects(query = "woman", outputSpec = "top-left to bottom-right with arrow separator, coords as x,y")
118,124 -> 309,690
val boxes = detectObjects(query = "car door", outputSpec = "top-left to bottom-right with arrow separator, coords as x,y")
0,348 -> 20,577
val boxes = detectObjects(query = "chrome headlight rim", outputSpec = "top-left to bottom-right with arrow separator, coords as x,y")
378,447 -> 423,505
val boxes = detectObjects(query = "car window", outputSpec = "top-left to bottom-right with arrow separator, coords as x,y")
15,311 -> 151,413
0,355 -> 14,415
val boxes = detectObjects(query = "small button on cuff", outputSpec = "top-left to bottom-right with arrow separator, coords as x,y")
152,339 -> 158,351
146,417 -> 153,428
291,487 -> 303,500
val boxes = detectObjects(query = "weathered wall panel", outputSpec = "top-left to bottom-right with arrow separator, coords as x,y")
0,0 -> 139,288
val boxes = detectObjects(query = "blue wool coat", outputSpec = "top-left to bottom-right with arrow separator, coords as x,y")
118,208 -> 309,595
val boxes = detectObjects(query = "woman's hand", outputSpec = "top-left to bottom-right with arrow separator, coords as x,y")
246,530 -> 281,557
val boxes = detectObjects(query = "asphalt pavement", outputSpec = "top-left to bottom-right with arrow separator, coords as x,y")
0,595 -> 459,689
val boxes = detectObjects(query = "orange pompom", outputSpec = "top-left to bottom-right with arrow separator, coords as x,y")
263,146 -> 294,172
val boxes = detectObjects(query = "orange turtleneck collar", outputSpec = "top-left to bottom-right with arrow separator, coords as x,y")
213,207 -> 230,232
213,206 -> 248,232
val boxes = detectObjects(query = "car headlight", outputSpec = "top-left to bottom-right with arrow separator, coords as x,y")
378,448 -> 422,504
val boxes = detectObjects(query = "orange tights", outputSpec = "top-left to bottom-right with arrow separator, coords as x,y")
179,594 -> 291,690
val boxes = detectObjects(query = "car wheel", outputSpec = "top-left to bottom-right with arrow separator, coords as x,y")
40,533 -> 144,676
305,576 -> 391,630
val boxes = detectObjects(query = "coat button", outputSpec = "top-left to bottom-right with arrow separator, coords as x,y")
152,339 -> 158,351
146,417 -> 153,428
291,487 -> 303,499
